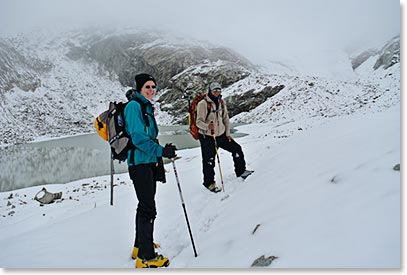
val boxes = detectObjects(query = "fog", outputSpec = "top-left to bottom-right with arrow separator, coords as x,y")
0,0 -> 400,66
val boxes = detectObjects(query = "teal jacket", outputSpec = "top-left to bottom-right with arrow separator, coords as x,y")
124,92 -> 163,166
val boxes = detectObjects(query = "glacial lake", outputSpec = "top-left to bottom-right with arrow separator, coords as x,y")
0,125 -> 246,192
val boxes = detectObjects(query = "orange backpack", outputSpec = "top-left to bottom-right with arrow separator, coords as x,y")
188,93 -> 224,139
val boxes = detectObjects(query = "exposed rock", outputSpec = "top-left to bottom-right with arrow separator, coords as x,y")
226,85 -> 285,117
158,60 -> 252,123
83,31 -> 253,88
0,29 -> 400,145
251,255 -> 278,267
34,187 -> 62,204
374,36 -> 400,70
252,224 -> 261,235
351,49 -> 379,70
0,40 -> 52,92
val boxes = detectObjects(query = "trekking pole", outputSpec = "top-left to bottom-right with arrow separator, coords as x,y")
171,159 -> 198,257
110,156 -> 114,206
211,126 -> 225,192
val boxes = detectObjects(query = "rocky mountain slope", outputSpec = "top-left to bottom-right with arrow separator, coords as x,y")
0,29 -> 400,145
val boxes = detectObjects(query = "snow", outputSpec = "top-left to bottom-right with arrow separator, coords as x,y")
0,29 -> 400,145
251,49 -> 357,82
0,24 -> 401,275
0,103 -> 400,270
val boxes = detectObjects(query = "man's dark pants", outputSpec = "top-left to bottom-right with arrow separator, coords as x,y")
198,133 -> 246,187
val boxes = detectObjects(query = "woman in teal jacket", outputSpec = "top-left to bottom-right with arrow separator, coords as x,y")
124,73 -> 176,268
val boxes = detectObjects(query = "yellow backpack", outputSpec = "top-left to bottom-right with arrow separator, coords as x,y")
94,110 -> 109,141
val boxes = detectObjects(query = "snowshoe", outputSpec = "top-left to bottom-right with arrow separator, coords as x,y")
240,170 -> 254,180
136,254 -> 170,268
206,183 -> 222,193
132,243 -> 160,259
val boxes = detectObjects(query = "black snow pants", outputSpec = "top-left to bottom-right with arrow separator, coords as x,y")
198,133 -> 246,188
129,163 -> 157,260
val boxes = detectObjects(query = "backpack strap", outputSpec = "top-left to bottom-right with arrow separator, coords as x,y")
132,97 -> 150,128
205,100 -> 212,121
205,98 -> 224,120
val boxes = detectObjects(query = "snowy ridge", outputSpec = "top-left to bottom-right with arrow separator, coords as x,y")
1,55 -> 125,144
0,30 -> 401,145
229,63 -> 400,138
0,31 -> 126,144
0,29 -> 253,144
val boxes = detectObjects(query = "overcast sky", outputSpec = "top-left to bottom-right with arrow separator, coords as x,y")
0,0 -> 400,64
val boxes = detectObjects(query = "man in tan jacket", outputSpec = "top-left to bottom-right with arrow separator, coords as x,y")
196,82 -> 252,193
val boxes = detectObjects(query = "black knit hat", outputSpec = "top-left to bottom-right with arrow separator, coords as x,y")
135,73 -> 157,92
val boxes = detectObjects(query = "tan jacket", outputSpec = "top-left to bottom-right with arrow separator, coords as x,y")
196,95 -> 231,137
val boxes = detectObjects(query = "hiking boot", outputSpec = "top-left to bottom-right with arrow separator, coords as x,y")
132,243 -> 160,259
136,254 -> 170,268
206,183 -> 222,193
240,170 -> 254,179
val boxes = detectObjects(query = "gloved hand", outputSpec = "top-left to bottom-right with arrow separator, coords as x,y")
162,143 -> 177,159
208,122 -> 215,134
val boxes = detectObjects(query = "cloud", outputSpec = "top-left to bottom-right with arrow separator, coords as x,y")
0,0 -> 400,63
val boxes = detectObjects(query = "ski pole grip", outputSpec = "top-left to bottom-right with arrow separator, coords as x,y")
210,121 -> 215,136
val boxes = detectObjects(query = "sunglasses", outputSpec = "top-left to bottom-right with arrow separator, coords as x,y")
144,85 -> 156,89
212,88 -> 222,92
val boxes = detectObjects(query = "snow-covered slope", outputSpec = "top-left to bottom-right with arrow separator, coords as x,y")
0,103 -> 399,268
0,28 -> 400,269
257,49 -> 357,81
0,30 -> 400,146
0,30 -> 127,144
0,28 -> 253,144
228,36 -> 400,137
229,63 -> 399,138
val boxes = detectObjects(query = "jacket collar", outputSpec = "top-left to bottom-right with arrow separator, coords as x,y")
207,92 -> 222,109
130,92 -> 150,105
